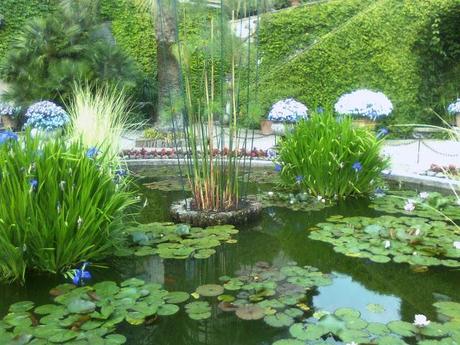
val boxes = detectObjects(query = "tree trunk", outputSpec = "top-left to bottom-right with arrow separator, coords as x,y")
155,1 -> 182,129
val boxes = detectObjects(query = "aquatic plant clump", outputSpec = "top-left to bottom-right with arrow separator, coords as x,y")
370,190 -> 460,221
0,278 -> 188,344
277,112 -> 389,198
24,101 -> 70,131
184,262 -> 333,323
0,133 -> 135,283
334,89 -> 393,120
120,222 -> 239,259
309,215 -> 460,268
273,299 -> 460,345
260,191 -> 330,212
267,98 -> 308,123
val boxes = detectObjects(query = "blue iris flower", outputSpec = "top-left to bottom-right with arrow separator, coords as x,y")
115,169 -> 127,177
316,106 -> 324,114
295,175 -> 304,184
352,161 -> 363,173
86,147 -> 99,159
274,163 -> 282,172
376,127 -> 389,139
0,131 -> 18,145
29,179 -> 38,190
72,262 -> 92,286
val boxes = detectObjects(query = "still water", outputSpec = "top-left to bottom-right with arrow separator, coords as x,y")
1,167 -> 459,345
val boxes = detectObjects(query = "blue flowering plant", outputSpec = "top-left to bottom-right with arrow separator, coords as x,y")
276,111 -> 389,198
448,99 -> 460,114
335,89 -> 393,120
0,131 -> 136,283
267,98 -> 308,123
24,101 -> 70,132
0,101 -> 21,117
65,262 -> 92,286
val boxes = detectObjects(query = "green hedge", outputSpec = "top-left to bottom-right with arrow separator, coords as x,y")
255,0 -> 460,125
0,0 -> 57,63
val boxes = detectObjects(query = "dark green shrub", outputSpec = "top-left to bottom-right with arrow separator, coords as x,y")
0,0 -> 141,106
0,132 -> 135,283
276,113 -> 389,198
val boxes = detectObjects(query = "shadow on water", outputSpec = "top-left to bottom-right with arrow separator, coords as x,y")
1,168 -> 459,345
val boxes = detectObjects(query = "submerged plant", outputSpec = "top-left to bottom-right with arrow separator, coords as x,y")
277,112 -> 389,198
0,132 -> 135,283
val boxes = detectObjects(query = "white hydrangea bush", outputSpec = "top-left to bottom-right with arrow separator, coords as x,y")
24,101 -> 70,131
267,98 -> 308,123
447,99 -> 460,114
334,89 -> 393,120
0,101 -> 20,117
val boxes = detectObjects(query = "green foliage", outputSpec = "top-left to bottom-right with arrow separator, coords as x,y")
0,0 -> 58,64
277,113 -> 389,198
0,133 -> 135,283
0,0 -> 141,107
255,0 -> 460,125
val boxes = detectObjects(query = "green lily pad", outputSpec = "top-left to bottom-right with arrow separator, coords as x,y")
289,323 -> 326,340
196,284 -> 224,297
264,312 -> 294,328
387,320 -> 417,337
164,291 -> 190,304
367,303 -> 386,313
157,304 -> 180,316
235,305 -> 265,320
9,301 -> 35,313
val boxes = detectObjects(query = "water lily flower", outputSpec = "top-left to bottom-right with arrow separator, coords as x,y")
413,314 -> 430,327
376,127 -> 389,139
352,161 -> 363,173
454,241 -> 460,250
295,175 -> 304,184
86,147 -> 99,159
384,240 -> 391,249
274,163 -> 282,172
404,200 -> 416,212
71,262 -> 92,286
414,228 -> 421,236
268,191 -> 274,197
419,192 -> 429,199
346,342 -> 358,345
0,131 -> 18,145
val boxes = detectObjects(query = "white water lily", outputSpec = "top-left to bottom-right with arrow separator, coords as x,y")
384,240 -> 391,249
454,241 -> 460,250
268,191 -> 274,197
404,200 -> 416,212
346,342 -> 359,345
335,89 -> 393,120
419,192 -> 429,199
414,228 -> 421,236
413,314 -> 430,327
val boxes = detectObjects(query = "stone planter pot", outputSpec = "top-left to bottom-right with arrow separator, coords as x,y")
260,120 -> 273,135
170,197 -> 262,227
1,115 -> 17,130
352,118 -> 376,130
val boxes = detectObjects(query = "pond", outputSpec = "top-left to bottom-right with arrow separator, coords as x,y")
1,166 -> 459,345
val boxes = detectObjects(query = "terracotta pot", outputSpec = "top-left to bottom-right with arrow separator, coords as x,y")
352,118 -> 376,130
260,120 -> 273,135
1,115 -> 18,130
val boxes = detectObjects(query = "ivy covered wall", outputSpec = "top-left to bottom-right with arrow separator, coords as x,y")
255,0 -> 460,124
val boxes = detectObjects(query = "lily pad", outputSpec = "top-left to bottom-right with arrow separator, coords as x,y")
235,305 -> 265,320
195,284 -> 224,297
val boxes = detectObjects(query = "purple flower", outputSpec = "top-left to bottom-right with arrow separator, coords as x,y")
86,147 -> 99,159
295,175 -> 304,184
0,131 -> 18,145
29,179 -> 38,191
377,127 -> 389,139
71,262 -> 92,286
274,163 -> 282,172
352,161 -> 362,173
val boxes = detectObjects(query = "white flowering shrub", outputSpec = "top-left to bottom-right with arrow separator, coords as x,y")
447,99 -> 460,114
0,101 -> 20,117
24,101 -> 70,131
334,89 -> 393,120
267,98 -> 308,123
